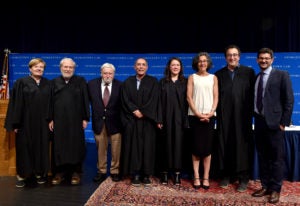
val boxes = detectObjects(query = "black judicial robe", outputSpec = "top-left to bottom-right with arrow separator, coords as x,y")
156,77 -> 189,171
5,76 -> 51,177
214,65 -> 255,175
120,75 -> 159,176
49,75 -> 90,166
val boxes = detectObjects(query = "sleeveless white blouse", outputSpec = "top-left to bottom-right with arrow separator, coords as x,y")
188,73 -> 214,115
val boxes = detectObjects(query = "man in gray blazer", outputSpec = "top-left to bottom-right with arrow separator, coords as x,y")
252,48 -> 294,204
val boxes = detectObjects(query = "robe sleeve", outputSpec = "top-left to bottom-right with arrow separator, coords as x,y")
4,79 -> 24,131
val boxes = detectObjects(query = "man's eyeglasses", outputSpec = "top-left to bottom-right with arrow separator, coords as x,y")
227,53 -> 239,57
258,57 -> 272,61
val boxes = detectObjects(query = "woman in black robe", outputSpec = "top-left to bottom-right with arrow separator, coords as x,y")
5,58 -> 51,187
156,57 -> 189,186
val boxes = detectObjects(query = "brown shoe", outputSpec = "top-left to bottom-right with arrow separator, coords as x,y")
52,173 -> 64,185
71,173 -> 81,185
269,191 -> 280,204
252,188 -> 271,197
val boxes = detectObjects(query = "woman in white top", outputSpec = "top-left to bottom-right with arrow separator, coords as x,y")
187,52 -> 218,190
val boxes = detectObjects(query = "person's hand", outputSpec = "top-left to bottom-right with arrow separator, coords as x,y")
49,121 -> 54,132
199,113 -> 210,122
82,120 -> 88,129
133,110 -> 143,118
200,118 -> 210,123
157,123 -> 163,129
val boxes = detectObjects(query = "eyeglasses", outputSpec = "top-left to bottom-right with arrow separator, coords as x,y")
258,57 -> 272,60
199,60 -> 208,63
227,53 -> 239,57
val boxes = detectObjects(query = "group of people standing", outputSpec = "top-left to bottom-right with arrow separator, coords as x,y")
4,45 -> 294,204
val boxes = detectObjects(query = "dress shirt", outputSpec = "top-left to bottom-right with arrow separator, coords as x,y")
255,67 -> 272,114
136,78 -> 141,90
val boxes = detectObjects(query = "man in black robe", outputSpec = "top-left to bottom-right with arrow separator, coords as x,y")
48,57 -> 90,185
214,45 -> 255,192
120,57 -> 159,186
5,58 -> 51,187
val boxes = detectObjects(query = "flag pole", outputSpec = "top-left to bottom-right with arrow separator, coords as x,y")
0,49 -> 11,100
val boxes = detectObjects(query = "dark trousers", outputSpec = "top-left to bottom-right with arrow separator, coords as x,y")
254,114 -> 285,192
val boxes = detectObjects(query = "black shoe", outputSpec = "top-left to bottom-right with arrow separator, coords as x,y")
237,182 -> 248,192
202,179 -> 210,190
93,173 -> 106,183
193,178 -> 201,189
111,174 -> 121,182
160,172 -> 168,185
36,176 -> 47,184
219,177 -> 229,188
142,176 -> 151,186
131,175 -> 141,186
174,173 -> 181,186
16,180 -> 26,188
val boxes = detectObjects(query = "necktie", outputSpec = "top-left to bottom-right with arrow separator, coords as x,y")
256,72 -> 264,114
103,84 -> 110,106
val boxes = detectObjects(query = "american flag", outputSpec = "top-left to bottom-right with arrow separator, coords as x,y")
0,49 -> 10,99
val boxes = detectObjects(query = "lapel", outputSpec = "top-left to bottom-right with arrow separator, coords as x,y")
264,68 -> 276,93
98,79 -> 104,101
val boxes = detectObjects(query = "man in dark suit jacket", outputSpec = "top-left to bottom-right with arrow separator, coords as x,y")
252,48 -> 294,204
88,62 -> 123,183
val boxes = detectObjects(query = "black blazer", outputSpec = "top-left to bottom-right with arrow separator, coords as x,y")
88,78 -> 123,135
259,68 -> 294,129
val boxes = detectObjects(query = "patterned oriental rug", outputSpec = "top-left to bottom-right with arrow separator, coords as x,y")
85,177 -> 300,206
